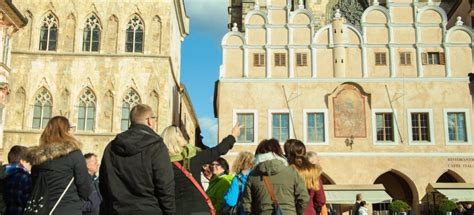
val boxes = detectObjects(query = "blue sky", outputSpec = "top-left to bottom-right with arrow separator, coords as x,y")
181,0 -> 228,146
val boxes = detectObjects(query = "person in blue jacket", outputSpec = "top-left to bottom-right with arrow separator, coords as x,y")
222,151 -> 254,214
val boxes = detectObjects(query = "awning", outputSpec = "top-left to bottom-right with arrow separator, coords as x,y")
324,184 -> 392,204
427,183 -> 474,202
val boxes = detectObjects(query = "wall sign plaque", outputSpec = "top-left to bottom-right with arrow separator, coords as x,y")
333,84 -> 367,138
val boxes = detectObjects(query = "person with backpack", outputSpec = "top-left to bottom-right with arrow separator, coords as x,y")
161,124 -> 239,215
3,145 -> 32,215
284,139 -> 326,215
25,116 -> 92,215
241,139 -> 309,215
222,151 -> 254,215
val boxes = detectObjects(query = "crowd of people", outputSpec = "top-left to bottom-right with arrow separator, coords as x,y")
0,103 -> 471,215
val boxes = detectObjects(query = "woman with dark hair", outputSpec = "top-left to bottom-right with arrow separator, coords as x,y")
26,116 -> 91,214
206,157 -> 233,213
242,139 -> 309,215
284,139 -> 326,215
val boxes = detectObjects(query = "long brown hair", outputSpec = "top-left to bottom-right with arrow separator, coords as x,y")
39,116 -> 81,149
284,139 -> 320,190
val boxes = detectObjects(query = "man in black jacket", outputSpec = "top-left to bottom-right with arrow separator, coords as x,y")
99,104 -> 175,214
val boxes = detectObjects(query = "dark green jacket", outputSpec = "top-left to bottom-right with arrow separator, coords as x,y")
241,153 -> 309,215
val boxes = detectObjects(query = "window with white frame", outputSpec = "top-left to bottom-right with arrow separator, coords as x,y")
236,113 -> 255,143
39,13 -> 58,51
32,88 -> 52,129
376,112 -> 394,142
77,89 -> 96,131
447,112 -> 467,142
271,112 -> 290,142
306,112 -> 325,143
407,109 -> 434,144
121,89 -> 141,130
125,15 -> 144,53
83,15 -> 101,52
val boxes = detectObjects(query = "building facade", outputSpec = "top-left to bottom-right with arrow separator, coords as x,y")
216,0 -> 473,214
0,0 -> 27,157
1,0 -> 199,160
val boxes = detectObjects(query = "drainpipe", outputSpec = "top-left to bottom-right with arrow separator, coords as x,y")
469,73 -> 474,111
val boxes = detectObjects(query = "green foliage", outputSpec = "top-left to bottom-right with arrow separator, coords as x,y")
389,200 -> 410,213
437,198 -> 456,214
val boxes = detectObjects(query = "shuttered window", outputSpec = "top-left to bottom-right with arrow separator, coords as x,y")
274,53 -> 286,67
296,53 -> 308,66
375,52 -> 387,65
422,52 -> 445,65
400,52 -> 411,65
253,53 -> 265,67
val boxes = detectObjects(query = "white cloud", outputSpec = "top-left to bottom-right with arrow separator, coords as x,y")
184,0 -> 228,36
199,116 -> 218,147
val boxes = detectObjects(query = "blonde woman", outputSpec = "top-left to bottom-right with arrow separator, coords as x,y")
27,116 -> 91,215
222,151 -> 254,214
162,124 -> 240,215
284,139 -> 326,215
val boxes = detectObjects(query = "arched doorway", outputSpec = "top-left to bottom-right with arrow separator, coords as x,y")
374,170 -> 419,214
436,170 -> 465,183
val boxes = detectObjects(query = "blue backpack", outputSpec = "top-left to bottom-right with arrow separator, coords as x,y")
220,176 -> 244,215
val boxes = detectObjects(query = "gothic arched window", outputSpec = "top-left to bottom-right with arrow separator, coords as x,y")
39,13 -> 58,51
125,15 -> 144,53
83,15 -> 101,52
121,89 -> 141,130
77,89 -> 96,131
32,88 -> 52,129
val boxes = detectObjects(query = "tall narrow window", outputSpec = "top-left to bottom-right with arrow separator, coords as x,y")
307,113 -> 325,143
447,112 -> 467,142
296,53 -> 308,66
237,113 -> 254,143
274,53 -> 286,67
376,113 -> 394,142
39,13 -> 58,51
121,89 -> 141,130
32,88 -> 52,129
253,53 -> 265,67
83,15 -> 101,52
400,52 -> 411,65
411,113 -> 430,141
77,89 -> 96,131
126,15 -> 144,53
272,113 -> 289,142
375,52 -> 387,65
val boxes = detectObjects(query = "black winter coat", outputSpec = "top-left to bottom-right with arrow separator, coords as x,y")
173,135 -> 235,215
99,124 -> 175,215
28,143 -> 92,215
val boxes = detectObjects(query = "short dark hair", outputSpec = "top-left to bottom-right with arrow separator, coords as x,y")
255,139 -> 284,157
84,153 -> 97,160
215,157 -> 230,175
360,201 -> 366,207
8,145 -> 28,163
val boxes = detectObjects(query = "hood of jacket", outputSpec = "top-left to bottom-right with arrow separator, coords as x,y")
4,163 -> 28,176
253,152 -> 288,176
111,123 -> 162,156
28,140 -> 80,166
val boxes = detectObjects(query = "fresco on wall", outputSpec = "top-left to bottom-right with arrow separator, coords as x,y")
333,84 -> 367,137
